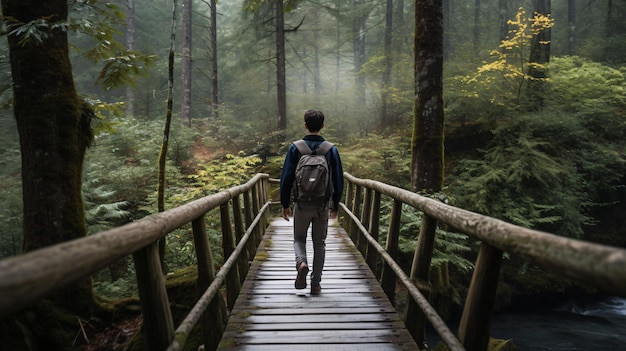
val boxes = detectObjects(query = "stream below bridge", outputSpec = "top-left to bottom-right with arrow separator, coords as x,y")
427,297 -> 626,350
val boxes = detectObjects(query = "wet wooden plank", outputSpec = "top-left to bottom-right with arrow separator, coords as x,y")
217,218 -> 419,350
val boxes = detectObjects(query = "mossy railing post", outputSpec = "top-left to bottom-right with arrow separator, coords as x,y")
458,243 -> 503,351
350,185 -> 362,242
358,187 -> 373,256
261,177 -> 270,225
132,242 -> 175,350
367,191 -> 382,276
381,199 -> 402,304
221,203 -> 240,309
243,190 -> 255,260
251,184 -> 262,245
232,194 -> 249,283
344,181 -> 354,235
192,214 -> 226,351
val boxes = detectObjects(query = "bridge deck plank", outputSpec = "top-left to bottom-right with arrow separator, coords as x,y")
217,217 -> 419,350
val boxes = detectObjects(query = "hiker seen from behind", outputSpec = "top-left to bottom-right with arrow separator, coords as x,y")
279,109 -> 344,296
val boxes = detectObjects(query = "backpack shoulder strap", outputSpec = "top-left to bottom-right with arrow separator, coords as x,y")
315,141 -> 334,156
293,140 -> 312,155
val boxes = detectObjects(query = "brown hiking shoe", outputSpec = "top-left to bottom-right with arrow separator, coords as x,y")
310,283 -> 321,295
295,262 -> 309,289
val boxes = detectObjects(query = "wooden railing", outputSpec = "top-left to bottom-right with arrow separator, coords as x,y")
3,172 -> 626,351
0,173 -> 271,351
341,172 -> 626,351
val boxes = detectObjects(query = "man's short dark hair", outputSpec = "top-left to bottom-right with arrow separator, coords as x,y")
304,109 -> 324,132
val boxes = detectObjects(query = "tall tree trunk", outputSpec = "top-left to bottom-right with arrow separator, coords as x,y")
499,0 -> 508,42
313,7 -> 321,98
303,47 -> 308,93
567,0 -> 575,55
603,0 -> 614,62
181,0 -> 192,126
528,0 -> 551,110
407,0 -> 444,346
125,0 -> 136,116
473,0 -> 481,50
336,11 -> 341,95
394,0 -> 406,58
443,0 -> 450,60
381,0 -> 393,129
158,0 -> 178,273
276,0 -> 287,131
353,0 -> 367,109
2,0 -> 94,313
210,0 -> 219,119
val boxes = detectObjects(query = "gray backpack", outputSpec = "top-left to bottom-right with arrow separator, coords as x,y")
293,140 -> 334,207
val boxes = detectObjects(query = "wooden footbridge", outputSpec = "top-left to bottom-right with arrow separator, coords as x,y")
217,218 -> 418,350
1,173 -> 625,351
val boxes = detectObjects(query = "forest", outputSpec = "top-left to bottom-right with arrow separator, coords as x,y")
0,0 -> 625,349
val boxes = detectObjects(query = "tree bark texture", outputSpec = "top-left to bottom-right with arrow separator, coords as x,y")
530,0 -> 551,66
125,0 -> 136,116
2,0 -> 94,311
499,0 -> 509,42
411,0 -> 445,193
528,0 -> 551,110
408,0 -> 445,345
381,0 -> 393,129
210,0 -> 219,119
158,0 -> 178,272
473,0 -> 481,50
181,0 -> 192,126
567,0 -> 575,55
275,0 -> 287,130
353,0 -> 367,108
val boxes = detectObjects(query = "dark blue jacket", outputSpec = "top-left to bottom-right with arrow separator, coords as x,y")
280,135 -> 344,210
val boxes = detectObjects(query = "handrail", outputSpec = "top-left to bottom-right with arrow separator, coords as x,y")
340,202 -> 466,351
0,173 -> 271,350
167,201 -> 271,351
344,173 -> 626,294
342,172 -> 626,351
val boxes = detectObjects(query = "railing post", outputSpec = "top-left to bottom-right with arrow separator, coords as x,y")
366,191 -> 381,276
344,180 -> 354,234
251,184 -> 261,244
221,203 -> 241,309
349,185 -> 362,242
381,199 -> 402,304
232,194 -> 249,283
358,188 -> 373,256
458,242 -> 503,351
261,177 -> 270,224
192,215 -> 226,351
404,214 -> 437,347
132,242 -> 175,350
243,190 -> 256,258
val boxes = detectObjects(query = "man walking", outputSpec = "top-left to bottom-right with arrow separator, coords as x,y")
279,109 -> 344,295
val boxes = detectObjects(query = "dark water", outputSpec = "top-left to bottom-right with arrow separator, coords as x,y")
490,297 -> 626,350
428,297 -> 626,350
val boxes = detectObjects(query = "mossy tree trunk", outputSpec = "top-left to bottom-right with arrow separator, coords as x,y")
275,0 -> 287,131
527,0 -> 551,110
158,0 -> 178,274
407,0 -> 445,347
2,0 -> 94,312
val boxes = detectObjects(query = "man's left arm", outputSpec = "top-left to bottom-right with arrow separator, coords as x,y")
330,147 -> 344,218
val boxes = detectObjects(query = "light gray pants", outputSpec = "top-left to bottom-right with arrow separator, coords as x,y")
293,204 -> 329,285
